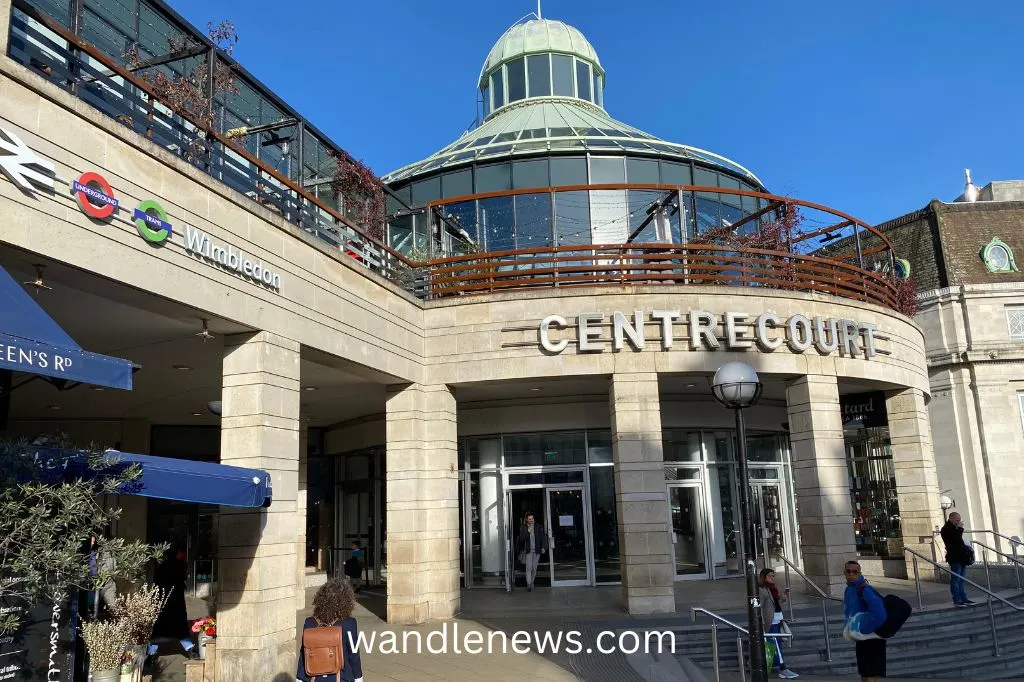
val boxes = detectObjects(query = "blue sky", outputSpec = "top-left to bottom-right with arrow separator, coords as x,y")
170,0 -> 1024,224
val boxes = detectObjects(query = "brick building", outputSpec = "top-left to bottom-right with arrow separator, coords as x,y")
876,179 -> 1024,551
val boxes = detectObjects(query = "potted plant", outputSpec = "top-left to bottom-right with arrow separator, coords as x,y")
111,585 -> 169,680
191,616 -> 216,659
81,618 -> 129,682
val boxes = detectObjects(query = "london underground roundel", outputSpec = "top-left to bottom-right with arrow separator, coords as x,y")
72,172 -> 119,220
133,199 -> 172,244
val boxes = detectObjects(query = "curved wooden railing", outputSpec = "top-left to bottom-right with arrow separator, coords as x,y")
418,243 -> 899,309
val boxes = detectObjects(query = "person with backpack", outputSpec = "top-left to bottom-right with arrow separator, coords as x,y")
297,578 -> 364,682
940,512 -> 975,606
843,561 -> 888,682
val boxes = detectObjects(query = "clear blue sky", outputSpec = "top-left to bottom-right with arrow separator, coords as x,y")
170,0 -> 1024,224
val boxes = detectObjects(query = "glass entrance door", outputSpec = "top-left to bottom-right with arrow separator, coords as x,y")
751,477 -> 789,569
546,486 -> 592,586
505,487 -> 548,590
667,483 -> 708,579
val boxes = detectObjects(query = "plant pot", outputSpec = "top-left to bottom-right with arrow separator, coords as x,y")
92,670 -> 120,682
198,633 -> 213,660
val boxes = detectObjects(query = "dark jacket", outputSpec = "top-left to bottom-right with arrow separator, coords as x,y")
941,521 -> 971,565
516,524 -> 548,555
297,616 -> 363,682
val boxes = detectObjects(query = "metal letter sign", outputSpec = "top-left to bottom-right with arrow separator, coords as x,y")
0,126 -> 55,193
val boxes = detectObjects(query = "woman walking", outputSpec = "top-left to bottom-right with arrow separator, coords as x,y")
515,511 -> 548,591
759,568 -> 799,679
297,578 -> 364,682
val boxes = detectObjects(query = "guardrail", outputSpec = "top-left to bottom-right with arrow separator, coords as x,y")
778,553 -> 842,662
691,607 -> 793,682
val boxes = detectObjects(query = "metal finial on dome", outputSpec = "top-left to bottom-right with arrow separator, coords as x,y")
537,0 -> 541,19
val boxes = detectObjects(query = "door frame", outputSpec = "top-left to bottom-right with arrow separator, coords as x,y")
545,483 -> 594,587
749,467 -> 794,570
666,481 -> 711,581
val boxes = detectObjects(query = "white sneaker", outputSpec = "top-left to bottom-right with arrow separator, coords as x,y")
778,670 -> 799,679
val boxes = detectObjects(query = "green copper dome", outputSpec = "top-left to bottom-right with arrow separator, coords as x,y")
479,19 -> 603,88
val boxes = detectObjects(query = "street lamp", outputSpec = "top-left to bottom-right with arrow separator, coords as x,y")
939,494 -> 954,521
711,361 -> 766,682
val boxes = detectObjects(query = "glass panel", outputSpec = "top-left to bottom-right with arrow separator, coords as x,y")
482,84 -> 490,117
555,190 -> 592,247
513,158 -> 550,189
507,58 -> 526,102
695,194 -> 721,234
627,158 -> 660,185
547,488 -> 588,583
442,169 -> 473,199
694,167 -> 718,188
590,189 -> 628,243
550,157 -> 588,186
720,175 -> 743,207
470,465 -> 504,586
411,177 -> 441,206
388,214 -> 413,254
503,431 -> 587,467
669,486 -> 707,576
576,60 -> 592,101
594,71 -> 602,107
491,70 -> 505,109
552,54 -> 574,96
527,54 -> 551,97
628,189 -> 664,243
709,463 -> 741,577
514,193 -> 553,251
509,488 -> 548,587
479,195 -> 514,252
590,157 -> 625,184
476,162 -> 511,193
587,430 -> 612,464
589,466 -> 619,582
665,468 -> 701,480
753,483 -> 787,563
661,161 -> 691,186
444,200 -> 479,250
748,434 -> 782,462
663,430 -> 702,462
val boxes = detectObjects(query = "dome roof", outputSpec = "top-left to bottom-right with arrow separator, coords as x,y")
479,19 -> 602,87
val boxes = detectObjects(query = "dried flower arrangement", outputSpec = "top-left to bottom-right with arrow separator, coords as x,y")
80,619 -> 130,672
111,584 -> 170,645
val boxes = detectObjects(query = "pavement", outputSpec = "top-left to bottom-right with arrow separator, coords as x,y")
141,575 -> 991,681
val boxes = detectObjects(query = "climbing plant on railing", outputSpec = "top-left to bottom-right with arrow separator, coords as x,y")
330,152 -> 386,242
686,204 -> 802,287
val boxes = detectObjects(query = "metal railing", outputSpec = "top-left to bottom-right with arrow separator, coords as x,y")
691,607 -> 792,682
905,546 -> 1024,656
778,553 -> 842,662
972,540 -> 1024,590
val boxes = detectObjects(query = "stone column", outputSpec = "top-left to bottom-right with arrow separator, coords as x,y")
0,0 -> 11,56
886,388 -> 945,572
216,332 -> 301,680
610,373 -> 675,614
785,375 -> 856,596
385,383 -> 459,624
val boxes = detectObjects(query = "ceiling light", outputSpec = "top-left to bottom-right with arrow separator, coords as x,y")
48,405 -> 62,411
191,412 -> 203,417
303,386 -> 317,392
90,386 -> 105,391
529,387 -> 542,392
686,384 -> 696,388
173,364 -> 193,371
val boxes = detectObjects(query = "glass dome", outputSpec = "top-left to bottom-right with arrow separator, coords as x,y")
382,15 -> 769,260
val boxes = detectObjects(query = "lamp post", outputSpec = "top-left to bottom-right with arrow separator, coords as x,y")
711,361 -> 766,682
939,494 -> 954,522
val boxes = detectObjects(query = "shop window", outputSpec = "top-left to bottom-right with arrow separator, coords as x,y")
576,60 -> 592,101
527,54 -> 551,97
1006,306 -> 1024,340
845,425 -> 901,557
506,58 -> 526,102
552,54 -> 574,96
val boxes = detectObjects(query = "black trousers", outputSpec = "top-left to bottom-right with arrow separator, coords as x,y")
855,638 -> 886,677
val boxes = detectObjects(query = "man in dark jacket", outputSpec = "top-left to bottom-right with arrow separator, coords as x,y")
940,512 -> 974,606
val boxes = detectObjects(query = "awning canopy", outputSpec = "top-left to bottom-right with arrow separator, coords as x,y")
99,450 -> 273,507
0,265 -> 134,390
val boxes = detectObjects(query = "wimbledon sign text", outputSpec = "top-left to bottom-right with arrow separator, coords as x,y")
538,310 -> 880,359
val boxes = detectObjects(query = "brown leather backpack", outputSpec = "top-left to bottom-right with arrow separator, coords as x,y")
302,618 -> 344,680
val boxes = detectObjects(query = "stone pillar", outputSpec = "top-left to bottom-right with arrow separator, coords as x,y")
0,0 -> 11,56
610,373 -> 675,614
385,383 -> 459,624
886,388 -> 945,572
216,332 -> 301,680
785,375 -> 856,596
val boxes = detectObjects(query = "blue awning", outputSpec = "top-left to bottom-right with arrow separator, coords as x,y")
101,450 -> 273,507
0,265 -> 133,390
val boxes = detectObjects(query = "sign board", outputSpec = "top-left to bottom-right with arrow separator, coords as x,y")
0,591 -> 76,682
840,390 -> 888,428
536,310 -> 881,360
559,515 -> 574,527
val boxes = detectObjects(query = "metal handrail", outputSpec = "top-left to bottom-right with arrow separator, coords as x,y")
777,553 -> 841,662
934,528 -> 1023,556
905,546 -> 1024,657
973,540 -> 1024,590
691,607 -> 791,682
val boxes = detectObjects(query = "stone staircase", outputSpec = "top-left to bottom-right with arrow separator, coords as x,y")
672,594 -> 1024,679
